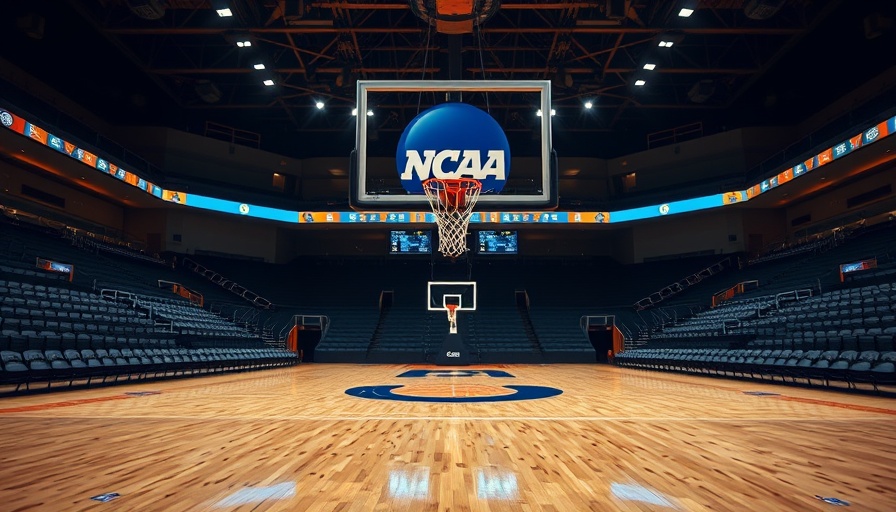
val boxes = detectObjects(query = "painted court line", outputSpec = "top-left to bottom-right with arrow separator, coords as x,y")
0,394 -> 134,413
777,395 -> 896,416
6,415 -> 895,422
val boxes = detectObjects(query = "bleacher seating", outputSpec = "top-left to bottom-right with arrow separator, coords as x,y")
4,197 -> 893,378
748,235 -> 837,265
0,277 -> 298,392
612,218 -> 896,394
0,217 -> 299,394
132,294 -> 255,338
615,347 -> 896,394
1,346 -> 296,393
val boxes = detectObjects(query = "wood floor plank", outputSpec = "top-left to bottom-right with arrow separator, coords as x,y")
0,364 -> 894,511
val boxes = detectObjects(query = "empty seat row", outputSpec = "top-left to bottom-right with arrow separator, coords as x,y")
0,347 -> 299,392
616,348 -> 896,393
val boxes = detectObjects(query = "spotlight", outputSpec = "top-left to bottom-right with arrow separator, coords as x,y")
315,101 -> 325,110
678,8 -> 693,17
253,63 -> 265,70
634,79 -> 646,86
263,79 -> 275,86
584,101 -> 593,109
216,8 -> 232,17
643,63 -> 656,70
236,40 -> 251,47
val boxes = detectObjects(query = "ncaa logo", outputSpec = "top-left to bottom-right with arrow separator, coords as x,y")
396,102 -> 510,194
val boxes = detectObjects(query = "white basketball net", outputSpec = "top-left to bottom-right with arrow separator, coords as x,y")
446,304 -> 458,334
422,178 -> 481,259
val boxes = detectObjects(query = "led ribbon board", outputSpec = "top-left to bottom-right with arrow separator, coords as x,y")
2,104 -> 894,226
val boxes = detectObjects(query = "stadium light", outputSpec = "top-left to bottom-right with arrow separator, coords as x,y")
656,32 -> 684,48
212,0 -> 233,17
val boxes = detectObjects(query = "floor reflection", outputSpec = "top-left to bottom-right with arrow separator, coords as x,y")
388,466 -> 430,500
214,482 -> 296,507
610,482 -> 679,509
476,466 -> 518,500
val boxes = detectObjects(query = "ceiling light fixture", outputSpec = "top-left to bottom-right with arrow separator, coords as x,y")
678,8 -> 694,17
643,63 -> 656,71
253,63 -> 265,70
236,40 -> 251,47
263,79 -> 275,86
315,101 -> 325,110
634,79 -> 646,86
655,32 -> 684,48
584,101 -> 593,109
212,0 -> 232,17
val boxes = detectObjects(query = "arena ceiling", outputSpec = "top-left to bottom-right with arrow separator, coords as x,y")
2,0 -> 895,159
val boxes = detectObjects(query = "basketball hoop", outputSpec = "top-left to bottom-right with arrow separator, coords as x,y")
422,178 -> 482,259
445,303 -> 459,335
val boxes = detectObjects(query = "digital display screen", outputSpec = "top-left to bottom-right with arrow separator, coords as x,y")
841,262 -> 865,273
477,230 -> 518,254
840,259 -> 876,273
390,230 -> 432,254
49,262 -> 72,273
35,257 -> 74,281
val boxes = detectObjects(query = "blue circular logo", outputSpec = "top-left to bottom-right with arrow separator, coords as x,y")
345,385 -> 561,403
396,103 -> 510,194
0,110 -> 13,128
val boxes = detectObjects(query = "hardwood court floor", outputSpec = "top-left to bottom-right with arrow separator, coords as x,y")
0,364 -> 894,512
